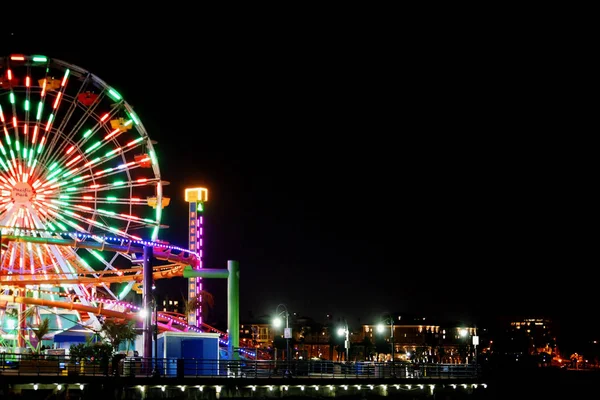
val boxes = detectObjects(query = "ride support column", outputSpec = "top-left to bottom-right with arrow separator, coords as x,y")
142,245 -> 153,359
227,260 -> 239,361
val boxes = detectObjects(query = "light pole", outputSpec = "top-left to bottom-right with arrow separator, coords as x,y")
377,314 -> 396,377
151,295 -> 159,378
376,315 -> 396,362
337,320 -> 350,362
273,304 -> 291,376
459,328 -> 469,364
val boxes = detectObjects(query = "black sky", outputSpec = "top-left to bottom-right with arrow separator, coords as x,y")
1,24 -> 595,337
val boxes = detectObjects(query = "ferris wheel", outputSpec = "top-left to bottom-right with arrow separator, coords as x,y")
0,54 -> 166,329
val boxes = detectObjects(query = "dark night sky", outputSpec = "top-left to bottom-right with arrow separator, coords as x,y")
1,24 -> 595,339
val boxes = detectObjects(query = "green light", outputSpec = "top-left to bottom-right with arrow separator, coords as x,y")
128,111 -> 140,125
23,148 -> 27,159
15,141 -> 20,152
24,100 -> 30,111
198,203 -> 204,212
9,93 -> 15,104
72,176 -> 84,182
32,55 -> 48,62
113,181 -> 125,186
85,141 -> 101,153
47,168 -> 61,180
98,209 -> 116,215
66,187 -> 76,192
36,102 -> 43,120
107,88 -> 122,101
49,162 -> 58,171
149,150 -> 157,165
59,195 -> 70,199
56,222 -> 67,231
83,129 -> 92,138
91,250 -> 104,261
107,196 -> 117,201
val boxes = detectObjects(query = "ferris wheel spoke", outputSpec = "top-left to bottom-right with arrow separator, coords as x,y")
48,76 -> 94,146
38,201 -> 148,240
33,147 -> 153,196
36,94 -> 111,175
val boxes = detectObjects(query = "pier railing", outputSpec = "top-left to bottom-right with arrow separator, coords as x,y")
0,352 -> 479,379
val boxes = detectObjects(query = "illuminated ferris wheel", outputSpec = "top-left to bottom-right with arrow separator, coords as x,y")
0,54 -> 166,323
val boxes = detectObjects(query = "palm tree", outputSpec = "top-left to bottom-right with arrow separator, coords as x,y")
26,317 -> 51,354
182,290 -> 214,325
101,319 -> 138,354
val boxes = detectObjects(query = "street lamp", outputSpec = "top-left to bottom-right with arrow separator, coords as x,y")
337,321 -> 350,362
376,315 -> 396,362
377,314 -> 396,377
151,295 -> 159,378
459,327 -> 478,369
273,304 -> 291,376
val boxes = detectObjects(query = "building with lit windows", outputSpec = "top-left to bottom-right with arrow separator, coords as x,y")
508,318 -> 557,356
362,316 -> 478,364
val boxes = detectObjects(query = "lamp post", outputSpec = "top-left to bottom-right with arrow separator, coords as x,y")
151,295 -> 159,378
337,320 -> 350,362
459,328 -> 470,364
377,314 -> 396,377
273,304 -> 291,376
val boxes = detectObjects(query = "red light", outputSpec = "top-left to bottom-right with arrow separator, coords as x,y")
10,54 -> 25,61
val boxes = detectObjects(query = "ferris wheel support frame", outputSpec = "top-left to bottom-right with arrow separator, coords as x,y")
183,260 -> 239,361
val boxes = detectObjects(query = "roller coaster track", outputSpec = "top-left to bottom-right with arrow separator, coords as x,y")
0,232 -> 227,338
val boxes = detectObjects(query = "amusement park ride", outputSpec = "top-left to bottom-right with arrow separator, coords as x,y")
0,54 -> 243,360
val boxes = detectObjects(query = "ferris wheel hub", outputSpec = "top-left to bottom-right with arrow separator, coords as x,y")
10,181 -> 34,205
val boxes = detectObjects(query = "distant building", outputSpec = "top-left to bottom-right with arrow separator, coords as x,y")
361,315 -> 478,363
508,317 -> 558,356
238,315 -> 338,361
160,297 -> 182,314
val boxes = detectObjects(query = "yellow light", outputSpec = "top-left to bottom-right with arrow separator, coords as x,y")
185,187 -> 208,202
